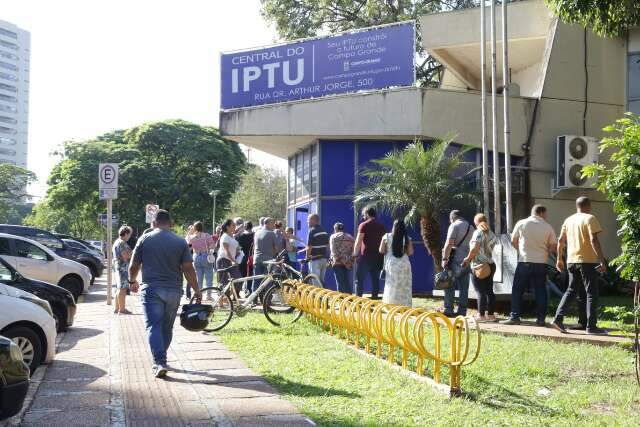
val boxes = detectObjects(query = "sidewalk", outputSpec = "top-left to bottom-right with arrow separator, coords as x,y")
5,278 -> 313,427
479,320 -> 630,347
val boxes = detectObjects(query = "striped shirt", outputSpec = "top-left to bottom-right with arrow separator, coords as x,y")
307,225 -> 329,258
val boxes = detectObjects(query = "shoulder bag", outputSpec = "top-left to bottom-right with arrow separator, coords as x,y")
472,232 -> 492,279
206,234 -> 216,264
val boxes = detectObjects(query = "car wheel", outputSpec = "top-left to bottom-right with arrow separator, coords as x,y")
52,304 -> 68,332
82,263 -> 97,286
59,276 -> 83,302
3,325 -> 43,373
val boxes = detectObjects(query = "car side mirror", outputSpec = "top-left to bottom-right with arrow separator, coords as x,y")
13,271 -> 24,282
47,254 -> 54,262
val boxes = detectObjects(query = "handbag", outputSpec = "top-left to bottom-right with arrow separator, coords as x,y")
471,232 -> 492,279
206,234 -> 216,264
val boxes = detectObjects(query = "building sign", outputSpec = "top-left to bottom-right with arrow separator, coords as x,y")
220,22 -> 415,110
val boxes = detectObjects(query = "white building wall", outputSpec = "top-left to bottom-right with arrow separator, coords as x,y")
0,19 -> 29,168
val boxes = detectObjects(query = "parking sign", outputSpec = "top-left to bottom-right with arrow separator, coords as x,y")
98,163 -> 119,200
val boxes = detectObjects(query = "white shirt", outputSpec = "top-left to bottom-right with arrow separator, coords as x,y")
218,233 -> 239,262
511,216 -> 557,264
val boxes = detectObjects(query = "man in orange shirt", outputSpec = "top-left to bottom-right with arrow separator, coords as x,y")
552,197 -> 607,334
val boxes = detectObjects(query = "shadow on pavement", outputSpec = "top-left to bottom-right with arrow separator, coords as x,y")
56,327 -> 103,354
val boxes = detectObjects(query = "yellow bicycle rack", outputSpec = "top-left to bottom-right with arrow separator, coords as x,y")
281,280 -> 482,395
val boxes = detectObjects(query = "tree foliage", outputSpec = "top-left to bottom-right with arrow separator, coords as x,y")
26,120 -> 246,237
545,0 -> 640,37
228,165 -> 287,224
0,164 -> 36,224
354,138 -> 477,273
583,113 -> 640,281
260,0 -> 477,87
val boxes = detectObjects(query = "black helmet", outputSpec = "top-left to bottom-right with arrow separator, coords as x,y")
180,304 -> 213,331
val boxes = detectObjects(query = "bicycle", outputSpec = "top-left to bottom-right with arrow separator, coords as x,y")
195,252 -> 313,330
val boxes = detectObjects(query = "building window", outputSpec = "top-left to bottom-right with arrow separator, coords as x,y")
0,51 -> 18,61
0,83 -> 16,93
629,53 -> 640,114
0,72 -> 17,82
302,148 -> 311,197
0,104 -> 16,113
0,116 -> 17,124
0,28 -> 18,39
295,152 -> 303,200
0,94 -> 17,103
0,137 -> 16,145
0,147 -> 15,156
0,126 -> 17,135
0,61 -> 17,72
310,144 -> 318,195
0,40 -> 18,51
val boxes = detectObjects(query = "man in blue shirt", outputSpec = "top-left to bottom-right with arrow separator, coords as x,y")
129,209 -> 201,378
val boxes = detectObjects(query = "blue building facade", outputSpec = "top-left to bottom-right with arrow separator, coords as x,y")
286,139 -> 517,294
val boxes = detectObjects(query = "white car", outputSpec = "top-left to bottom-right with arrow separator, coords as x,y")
0,282 -> 57,372
0,233 -> 91,301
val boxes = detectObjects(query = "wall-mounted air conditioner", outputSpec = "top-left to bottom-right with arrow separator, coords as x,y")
555,135 -> 599,189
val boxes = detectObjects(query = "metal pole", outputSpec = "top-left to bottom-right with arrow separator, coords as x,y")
490,0 -> 501,235
480,0 -> 490,220
106,199 -> 113,305
212,194 -> 217,233
502,0 -> 513,233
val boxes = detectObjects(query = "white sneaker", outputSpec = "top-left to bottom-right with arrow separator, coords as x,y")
152,364 -> 168,378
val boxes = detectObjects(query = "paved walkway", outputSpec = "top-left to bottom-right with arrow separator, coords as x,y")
479,320 -> 630,347
4,278 -> 313,427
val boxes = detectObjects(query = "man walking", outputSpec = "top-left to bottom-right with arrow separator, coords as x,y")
441,210 -> 473,317
129,210 -> 201,378
306,214 -> 329,286
501,205 -> 557,326
253,217 -> 277,297
552,197 -> 607,334
353,207 -> 386,298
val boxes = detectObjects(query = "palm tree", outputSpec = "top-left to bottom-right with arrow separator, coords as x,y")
354,138 -> 477,274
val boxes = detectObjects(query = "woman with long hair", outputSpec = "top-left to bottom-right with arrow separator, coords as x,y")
379,219 -> 414,306
216,219 -> 242,288
462,213 -> 498,321
185,221 -> 215,299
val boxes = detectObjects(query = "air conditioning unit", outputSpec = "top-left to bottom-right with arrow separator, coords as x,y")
555,135 -> 599,189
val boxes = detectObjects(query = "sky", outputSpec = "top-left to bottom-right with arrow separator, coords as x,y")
2,0 -> 286,198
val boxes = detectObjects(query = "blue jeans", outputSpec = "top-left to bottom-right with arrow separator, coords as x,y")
510,262 -> 547,322
333,264 -> 352,293
355,257 -> 382,297
141,286 -> 182,366
192,253 -> 214,297
308,258 -> 327,287
443,263 -> 471,316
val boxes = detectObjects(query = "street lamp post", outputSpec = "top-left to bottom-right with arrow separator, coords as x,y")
209,190 -> 220,233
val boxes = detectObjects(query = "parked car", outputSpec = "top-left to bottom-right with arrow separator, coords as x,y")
0,335 -> 30,420
0,225 -> 104,283
61,239 -> 105,264
0,233 -> 91,301
0,258 -> 76,332
0,283 -> 57,372
87,240 -> 104,254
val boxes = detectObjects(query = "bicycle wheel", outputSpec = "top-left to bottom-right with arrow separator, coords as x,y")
199,286 -> 234,331
262,283 -> 303,326
303,273 -> 323,288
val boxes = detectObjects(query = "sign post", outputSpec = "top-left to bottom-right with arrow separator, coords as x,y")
99,163 -> 119,305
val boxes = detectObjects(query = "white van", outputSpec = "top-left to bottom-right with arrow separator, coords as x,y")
0,233 -> 92,301
0,282 -> 57,372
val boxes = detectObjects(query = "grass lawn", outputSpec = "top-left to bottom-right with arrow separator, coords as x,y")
216,311 -> 638,427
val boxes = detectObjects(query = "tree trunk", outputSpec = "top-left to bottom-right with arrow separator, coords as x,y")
420,215 -> 443,273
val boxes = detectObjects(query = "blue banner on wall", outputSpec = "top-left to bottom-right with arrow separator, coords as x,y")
220,22 -> 415,110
